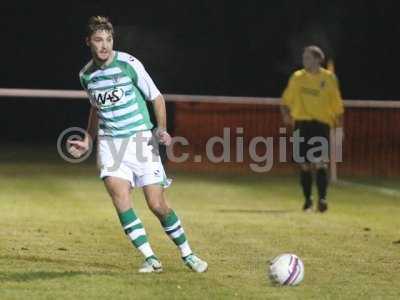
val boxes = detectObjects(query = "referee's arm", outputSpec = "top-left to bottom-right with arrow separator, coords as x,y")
281,75 -> 296,127
329,74 -> 345,128
280,104 -> 293,127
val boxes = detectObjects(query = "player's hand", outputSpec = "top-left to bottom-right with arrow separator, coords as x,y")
336,127 -> 345,142
155,128 -> 172,146
67,138 -> 90,158
283,114 -> 294,127
158,131 -> 172,146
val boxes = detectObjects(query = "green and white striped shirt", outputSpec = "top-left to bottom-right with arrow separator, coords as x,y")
79,51 -> 161,138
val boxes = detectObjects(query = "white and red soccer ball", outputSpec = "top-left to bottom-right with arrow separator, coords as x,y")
269,253 -> 304,286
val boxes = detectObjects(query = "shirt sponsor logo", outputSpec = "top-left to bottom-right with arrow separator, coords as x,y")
300,87 -> 320,97
90,88 -> 124,107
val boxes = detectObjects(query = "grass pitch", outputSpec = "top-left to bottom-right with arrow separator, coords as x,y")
1,157 -> 400,299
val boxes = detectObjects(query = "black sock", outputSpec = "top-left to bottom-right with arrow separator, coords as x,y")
300,170 -> 312,202
316,168 -> 328,201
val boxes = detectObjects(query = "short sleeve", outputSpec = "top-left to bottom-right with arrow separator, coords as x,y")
282,74 -> 296,108
126,58 -> 161,101
329,74 -> 344,115
79,72 -> 97,107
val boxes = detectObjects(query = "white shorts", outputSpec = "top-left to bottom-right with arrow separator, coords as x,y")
97,130 -> 171,188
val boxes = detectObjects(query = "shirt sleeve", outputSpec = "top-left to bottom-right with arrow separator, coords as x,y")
79,73 -> 97,107
281,74 -> 296,108
329,74 -> 344,115
127,58 -> 161,101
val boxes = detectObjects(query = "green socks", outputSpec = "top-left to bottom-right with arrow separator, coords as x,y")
118,208 -> 155,259
161,210 -> 192,258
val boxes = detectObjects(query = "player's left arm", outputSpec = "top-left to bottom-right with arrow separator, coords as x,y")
280,74 -> 296,127
152,94 -> 172,146
335,114 -> 344,128
329,74 -> 345,128
132,58 -> 172,145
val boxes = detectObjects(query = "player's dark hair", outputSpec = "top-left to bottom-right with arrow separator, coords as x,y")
87,16 -> 114,37
304,46 -> 325,63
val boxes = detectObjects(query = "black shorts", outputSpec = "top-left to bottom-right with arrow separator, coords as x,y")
293,120 -> 330,164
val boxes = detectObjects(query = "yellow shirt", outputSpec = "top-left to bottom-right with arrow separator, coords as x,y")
282,68 -> 344,127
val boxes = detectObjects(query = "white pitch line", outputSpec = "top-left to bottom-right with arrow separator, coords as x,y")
336,180 -> 400,197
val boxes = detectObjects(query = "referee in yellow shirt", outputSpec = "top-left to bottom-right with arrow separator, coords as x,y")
281,45 -> 344,212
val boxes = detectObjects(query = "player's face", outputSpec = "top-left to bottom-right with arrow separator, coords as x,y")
302,50 -> 320,71
87,30 -> 113,62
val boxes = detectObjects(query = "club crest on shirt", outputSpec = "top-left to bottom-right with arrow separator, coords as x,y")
320,80 -> 326,89
111,74 -> 120,84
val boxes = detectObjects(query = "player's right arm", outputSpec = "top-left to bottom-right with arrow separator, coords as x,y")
280,105 -> 293,127
281,74 -> 296,127
68,71 -> 98,158
68,106 -> 98,158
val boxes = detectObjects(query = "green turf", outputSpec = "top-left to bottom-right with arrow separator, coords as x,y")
0,162 -> 399,299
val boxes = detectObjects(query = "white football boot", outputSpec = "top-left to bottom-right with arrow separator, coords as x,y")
138,257 -> 163,273
183,254 -> 208,273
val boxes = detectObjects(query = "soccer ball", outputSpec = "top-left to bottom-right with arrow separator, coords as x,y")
268,253 -> 304,286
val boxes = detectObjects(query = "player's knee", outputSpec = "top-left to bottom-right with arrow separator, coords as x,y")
148,200 -> 164,214
300,163 -> 311,171
104,177 -> 131,200
315,162 -> 328,170
113,191 -> 130,203
106,185 -> 130,205
148,198 -> 169,218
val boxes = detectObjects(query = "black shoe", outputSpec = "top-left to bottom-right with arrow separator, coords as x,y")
303,201 -> 313,212
318,199 -> 328,213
